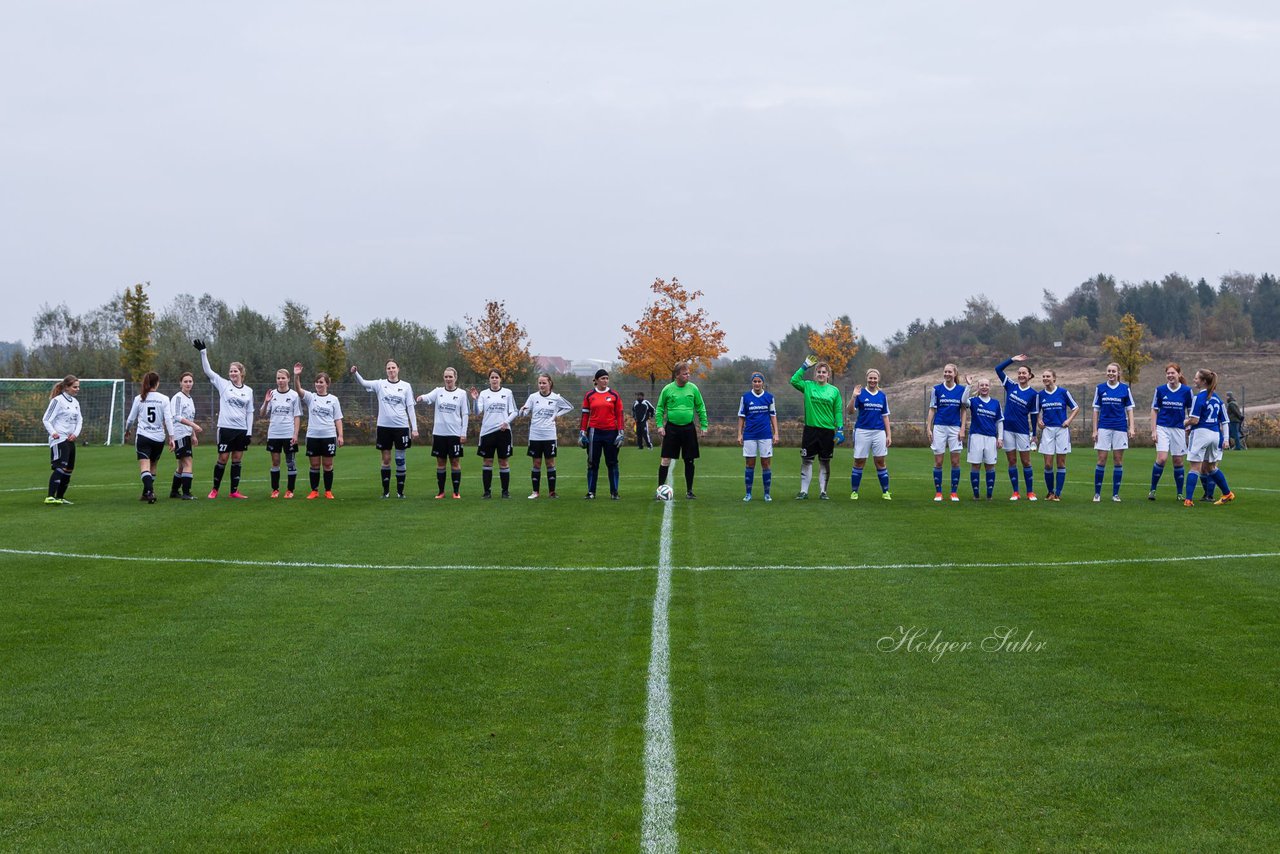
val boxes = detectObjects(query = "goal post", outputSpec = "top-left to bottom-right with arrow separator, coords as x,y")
0,378 -> 128,446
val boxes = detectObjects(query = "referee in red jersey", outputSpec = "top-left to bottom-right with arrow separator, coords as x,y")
580,369 -> 625,499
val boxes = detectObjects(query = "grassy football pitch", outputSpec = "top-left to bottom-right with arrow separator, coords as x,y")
2,445 -> 1277,850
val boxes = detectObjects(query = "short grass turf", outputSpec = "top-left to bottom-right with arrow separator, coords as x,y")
2,444 -> 1277,850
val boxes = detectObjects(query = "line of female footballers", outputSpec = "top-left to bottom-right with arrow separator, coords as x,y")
41,356 -> 1237,507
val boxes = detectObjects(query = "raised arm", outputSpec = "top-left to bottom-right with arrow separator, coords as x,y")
350,366 -> 376,392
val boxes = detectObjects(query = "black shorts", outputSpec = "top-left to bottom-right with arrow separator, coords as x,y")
431,435 -> 464,459
800,425 -> 836,461
173,436 -> 194,459
660,421 -> 701,460
136,435 -> 166,462
376,426 -> 412,451
50,440 -> 76,472
477,429 -> 514,459
217,428 -> 252,454
306,436 -> 339,458
266,437 -> 298,455
527,439 -> 558,459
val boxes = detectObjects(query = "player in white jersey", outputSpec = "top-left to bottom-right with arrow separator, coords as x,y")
196,339 -> 255,499
470,369 -> 520,498
123,371 -> 174,504
417,366 -> 470,499
293,363 -> 344,499
167,371 -> 202,499
520,372 -> 574,498
260,368 -> 302,498
42,375 -> 82,505
351,359 -> 418,498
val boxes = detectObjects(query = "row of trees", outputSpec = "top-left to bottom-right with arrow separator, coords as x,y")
4,268 -> 1274,393
8,286 -> 536,387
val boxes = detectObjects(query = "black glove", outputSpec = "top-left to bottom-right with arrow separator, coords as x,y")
193,338 -> 206,351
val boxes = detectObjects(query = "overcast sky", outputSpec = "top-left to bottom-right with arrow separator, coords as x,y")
2,2 -> 1276,359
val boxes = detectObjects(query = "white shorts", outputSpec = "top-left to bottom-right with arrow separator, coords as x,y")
1039,426 -> 1072,456
742,438 -> 773,458
1094,428 -> 1129,451
1154,425 -> 1188,456
1186,428 -> 1224,463
930,425 -> 962,454
853,428 -> 888,459
1002,430 -> 1033,453
968,434 -> 998,465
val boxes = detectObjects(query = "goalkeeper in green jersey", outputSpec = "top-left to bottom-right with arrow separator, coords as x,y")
655,362 -> 709,498
791,355 -> 844,499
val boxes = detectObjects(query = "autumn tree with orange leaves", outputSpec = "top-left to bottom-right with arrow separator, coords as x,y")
460,300 -> 534,381
617,277 -> 728,388
806,316 -> 859,377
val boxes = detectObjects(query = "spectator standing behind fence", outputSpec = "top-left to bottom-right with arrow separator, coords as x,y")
1226,392 -> 1246,450
633,392 -> 655,450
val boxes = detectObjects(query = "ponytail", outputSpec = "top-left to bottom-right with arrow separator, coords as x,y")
140,371 -> 160,401
1201,369 -> 1217,400
51,375 -> 78,398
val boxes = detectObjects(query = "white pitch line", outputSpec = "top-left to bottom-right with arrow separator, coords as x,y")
642,500 -> 678,853
0,548 -> 643,573
688,551 -> 1280,572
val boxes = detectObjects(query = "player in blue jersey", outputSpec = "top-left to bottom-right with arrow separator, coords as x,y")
1091,363 -> 1136,502
848,369 -> 892,500
926,363 -> 966,501
1035,369 -> 1079,501
965,377 -> 1003,499
1148,362 -> 1194,501
995,355 -> 1040,501
737,372 -> 779,502
1183,368 -> 1235,507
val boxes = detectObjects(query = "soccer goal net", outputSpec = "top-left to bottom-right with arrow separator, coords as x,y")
0,378 -> 129,446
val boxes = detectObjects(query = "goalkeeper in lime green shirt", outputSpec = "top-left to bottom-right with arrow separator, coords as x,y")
656,362 -> 709,498
791,355 -> 844,499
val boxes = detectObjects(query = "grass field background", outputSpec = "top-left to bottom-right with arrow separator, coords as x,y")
2,444 -> 1277,850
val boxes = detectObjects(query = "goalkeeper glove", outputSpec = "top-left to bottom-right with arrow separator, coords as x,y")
801,354 -> 818,370
578,430 -> 589,449
192,338 -> 206,351
835,428 -> 845,445
614,432 -> 625,448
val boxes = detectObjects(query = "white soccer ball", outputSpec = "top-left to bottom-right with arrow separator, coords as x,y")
655,484 -> 674,501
